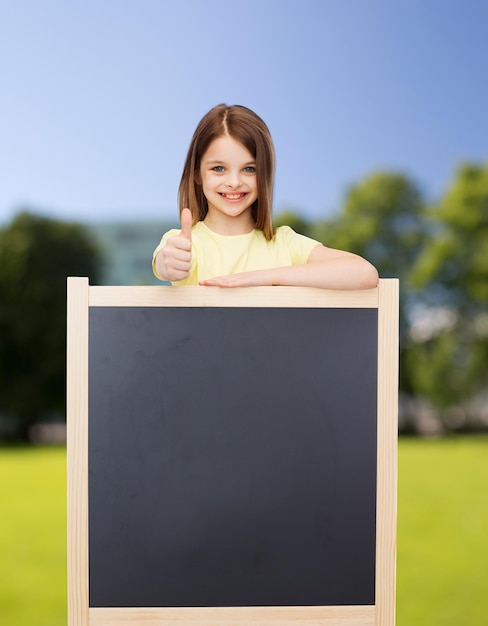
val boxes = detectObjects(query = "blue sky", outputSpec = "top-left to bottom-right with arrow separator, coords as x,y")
1,0 -> 487,226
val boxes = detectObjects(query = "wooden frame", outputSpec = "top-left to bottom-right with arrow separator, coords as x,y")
67,278 -> 398,626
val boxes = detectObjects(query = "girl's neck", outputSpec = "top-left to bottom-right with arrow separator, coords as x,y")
203,212 -> 255,236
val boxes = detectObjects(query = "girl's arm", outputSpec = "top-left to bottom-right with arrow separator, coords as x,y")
199,244 -> 379,290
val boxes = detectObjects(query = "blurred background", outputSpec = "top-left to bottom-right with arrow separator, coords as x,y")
1,1 -> 487,624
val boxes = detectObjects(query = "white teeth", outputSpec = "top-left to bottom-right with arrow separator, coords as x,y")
223,193 -> 243,199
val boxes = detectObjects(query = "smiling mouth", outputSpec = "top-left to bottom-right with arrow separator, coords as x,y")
220,193 -> 247,200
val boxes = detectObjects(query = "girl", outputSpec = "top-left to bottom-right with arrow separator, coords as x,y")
153,104 -> 378,289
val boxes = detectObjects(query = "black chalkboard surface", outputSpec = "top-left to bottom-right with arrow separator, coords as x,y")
88,306 -> 378,608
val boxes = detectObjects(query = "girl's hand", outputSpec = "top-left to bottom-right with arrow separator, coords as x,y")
158,208 -> 193,281
199,270 -> 273,288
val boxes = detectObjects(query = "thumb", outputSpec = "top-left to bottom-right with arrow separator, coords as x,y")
180,208 -> 193,241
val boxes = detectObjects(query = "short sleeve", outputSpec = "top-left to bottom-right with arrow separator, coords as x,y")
275,226 -> 321,265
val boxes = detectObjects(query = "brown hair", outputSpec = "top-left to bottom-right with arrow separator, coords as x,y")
178,104 -> 275,240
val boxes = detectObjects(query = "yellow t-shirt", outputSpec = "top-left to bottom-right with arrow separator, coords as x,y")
152,222 -> 320,285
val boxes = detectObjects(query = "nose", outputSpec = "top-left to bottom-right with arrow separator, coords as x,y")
226,168 -> 242,188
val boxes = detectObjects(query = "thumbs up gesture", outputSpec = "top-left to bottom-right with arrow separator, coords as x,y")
159,208 -> 193,281
179,207 -> 193,242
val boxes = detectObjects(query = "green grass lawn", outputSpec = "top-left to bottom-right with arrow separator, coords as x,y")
396,435 -> 488,626
0,446 -> 66,626
1,437 -> 487,625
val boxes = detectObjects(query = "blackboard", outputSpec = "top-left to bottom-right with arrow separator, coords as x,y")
67,281 -> 398,626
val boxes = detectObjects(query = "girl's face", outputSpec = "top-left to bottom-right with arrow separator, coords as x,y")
199,135 -> 258,234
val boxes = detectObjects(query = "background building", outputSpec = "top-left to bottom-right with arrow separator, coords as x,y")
87,220 -> 177,285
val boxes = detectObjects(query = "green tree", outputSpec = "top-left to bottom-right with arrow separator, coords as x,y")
311,172 -> 426,280
311,172 -> 428,396
273,210 -> 314,237
411,163 -> 488,309
407,163 -> 488,412
0,211 -> 103,439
